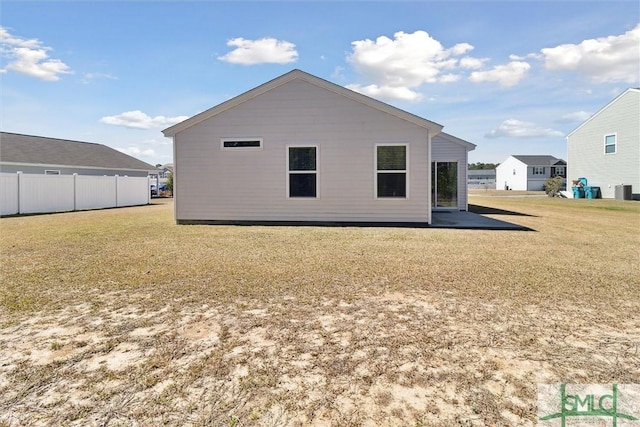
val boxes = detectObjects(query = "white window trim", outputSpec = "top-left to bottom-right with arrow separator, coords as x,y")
374,143 -> 409,200
604,133 -> 617,155
286,144 -> 319,199
221,137 -> 263,150
533,166 -> 545,175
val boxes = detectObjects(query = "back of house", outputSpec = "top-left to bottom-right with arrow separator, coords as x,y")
163,70 -> 476,225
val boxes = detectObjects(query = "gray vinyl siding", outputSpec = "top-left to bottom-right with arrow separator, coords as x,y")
567,90 -> 640,199
432,136 -> 469,210
174,80 -> 431,223
526,167 -> 551,191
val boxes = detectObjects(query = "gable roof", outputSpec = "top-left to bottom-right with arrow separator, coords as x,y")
511,155 -> 565,166
433,131 -> 476,151
567,88 -> 640,137
0,132 -> 158,172
163,69 -> 444,137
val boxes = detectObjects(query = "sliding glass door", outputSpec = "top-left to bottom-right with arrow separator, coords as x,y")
431,162 -> 458,209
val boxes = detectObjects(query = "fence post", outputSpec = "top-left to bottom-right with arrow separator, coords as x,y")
16,171 -> 22,214
115,174 -> 119,207
73,173 -> 78,211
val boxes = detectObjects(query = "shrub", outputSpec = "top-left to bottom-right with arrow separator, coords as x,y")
544,176 -> 564,197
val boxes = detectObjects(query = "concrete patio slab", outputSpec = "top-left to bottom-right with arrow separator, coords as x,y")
431,210 -> 533,230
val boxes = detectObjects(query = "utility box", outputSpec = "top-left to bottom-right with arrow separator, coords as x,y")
615,185 -> 632,200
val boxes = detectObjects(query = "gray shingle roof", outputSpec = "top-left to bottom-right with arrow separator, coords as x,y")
468,169 -> 496,177
0,132 -> 158,172
512,155 -> 566,166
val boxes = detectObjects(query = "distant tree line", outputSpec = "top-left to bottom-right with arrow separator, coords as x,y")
468,162 -> 499,170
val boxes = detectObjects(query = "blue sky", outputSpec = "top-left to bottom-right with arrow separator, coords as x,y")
2,1 -> 638,166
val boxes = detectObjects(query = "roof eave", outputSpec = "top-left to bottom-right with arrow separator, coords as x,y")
162,71 -> 299,137
567,88 -> 639,138
436,132 -> 476,151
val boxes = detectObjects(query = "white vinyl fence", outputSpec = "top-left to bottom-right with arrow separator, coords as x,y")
1,173 -> 150,216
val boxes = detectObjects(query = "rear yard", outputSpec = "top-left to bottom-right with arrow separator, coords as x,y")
1,193 -> 638,426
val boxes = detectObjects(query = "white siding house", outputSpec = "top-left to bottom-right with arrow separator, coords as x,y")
566,88 -> 640,199
162,70 -> 475,225
496,155 -> 566,191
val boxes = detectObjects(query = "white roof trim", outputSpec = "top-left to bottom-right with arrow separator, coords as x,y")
567,88 -> 640,138
163,69 -> 444,137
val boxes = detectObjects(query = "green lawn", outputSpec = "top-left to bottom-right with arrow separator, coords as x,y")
1,195 -> 638,426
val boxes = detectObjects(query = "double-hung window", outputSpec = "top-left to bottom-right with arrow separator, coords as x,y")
604,134 -> 616,154
288,146 -> 317,198
376,144 -> 407,198
533,167 -> 545,175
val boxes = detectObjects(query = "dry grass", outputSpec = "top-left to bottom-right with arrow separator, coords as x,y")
0,194 -> 638,426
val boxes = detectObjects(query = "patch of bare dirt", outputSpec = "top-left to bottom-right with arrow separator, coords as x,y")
1,291 -> 638,426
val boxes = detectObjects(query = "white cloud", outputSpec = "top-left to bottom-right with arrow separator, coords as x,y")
346,83 -> 423,102
469,61 -> 531,87
100,110 -> 189,130
117,147 -> 156,158
485,119 -> 564,139
0,27 -> 40,48
82,72 -> 117,84
459,56 -> 488,69
439,73 -> 460,83
540,24 -> 640,83
450,42 -> 474,56
141,138 -> 172,146
218,37 -> 298,65
348,31 -> 476,87
346,30 -> 534,101
331,66 -> 345,80
556,111 -> 592,124
0,26 -> 72,81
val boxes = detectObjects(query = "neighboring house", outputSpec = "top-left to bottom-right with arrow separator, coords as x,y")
162,69 -> 476,225
159,163 -> 173,179
0,132 -> 158,177
496,155 -> 566,191
158,163 -> 173,187
151,163 -> 173,193
566,88 -> 639,199
468,169 -> 496,189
